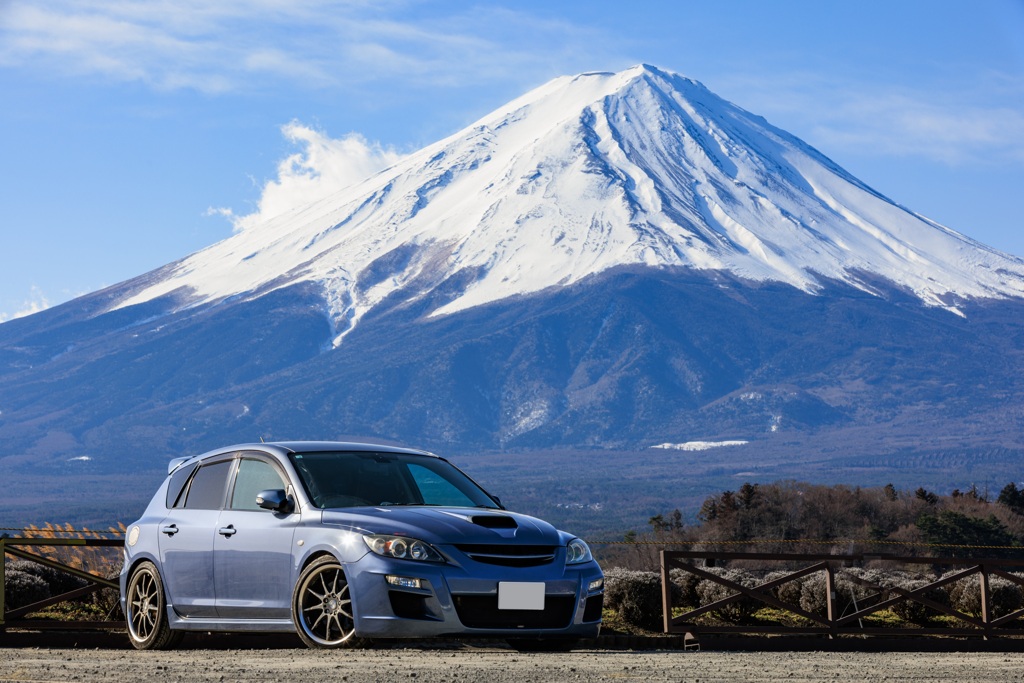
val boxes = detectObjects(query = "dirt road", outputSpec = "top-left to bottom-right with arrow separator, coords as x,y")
2,637 -> 1024,683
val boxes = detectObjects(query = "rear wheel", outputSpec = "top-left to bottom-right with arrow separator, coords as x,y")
125,561 -> 183,650
292,555 -> 363,648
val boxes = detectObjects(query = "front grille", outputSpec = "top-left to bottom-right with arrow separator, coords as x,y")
455,544 -> 558,567
453,595 -> 575,629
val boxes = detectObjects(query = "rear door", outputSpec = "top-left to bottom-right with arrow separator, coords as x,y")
158,457 -> 233,618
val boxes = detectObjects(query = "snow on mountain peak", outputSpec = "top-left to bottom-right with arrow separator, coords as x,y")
114,65 -> 1024,343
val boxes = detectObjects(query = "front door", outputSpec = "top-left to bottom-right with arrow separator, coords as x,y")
214,455 -> 297,619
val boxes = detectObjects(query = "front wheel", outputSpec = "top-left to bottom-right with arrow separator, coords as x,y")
125,561 -> 183,650
292,556 -> 364,648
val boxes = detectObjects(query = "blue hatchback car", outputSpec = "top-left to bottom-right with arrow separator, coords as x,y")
120,441 -> 604,649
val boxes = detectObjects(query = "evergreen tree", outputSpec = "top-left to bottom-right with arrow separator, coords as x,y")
917,510 -> 1015,557
998,482 -> 1024,514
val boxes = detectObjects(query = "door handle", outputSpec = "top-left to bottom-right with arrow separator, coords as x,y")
161,524 -> 178,536
218,525 -> 237,537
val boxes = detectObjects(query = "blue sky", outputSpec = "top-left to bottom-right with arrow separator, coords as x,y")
2,0 -> 1024,321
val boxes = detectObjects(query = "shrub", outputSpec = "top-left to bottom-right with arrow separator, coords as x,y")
799,568 -> 896,618
695,567 -> 759,623
668,567 -> 701,608
885,577 -> 948,625
4,569 -> 51,609
8,559 -> 88,596
89,565 -> 125,619
947,573 -> 1022,618
764,570 -> 804,608
603,568 -> 669,631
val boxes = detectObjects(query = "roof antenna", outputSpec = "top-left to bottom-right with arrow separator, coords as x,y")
260,436 -> 265,443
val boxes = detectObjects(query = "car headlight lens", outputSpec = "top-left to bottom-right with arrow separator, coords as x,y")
364,534 -> 444,563
566,538 -> 593,565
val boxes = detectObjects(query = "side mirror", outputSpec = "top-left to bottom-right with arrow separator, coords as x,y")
256,488 -> 293,513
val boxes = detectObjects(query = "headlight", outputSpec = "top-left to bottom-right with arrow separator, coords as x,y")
363,534 -> 444,563
566,538 -> 593,565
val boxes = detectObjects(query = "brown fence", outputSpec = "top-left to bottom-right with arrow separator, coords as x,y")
1,532 -> 124,630
661,549 -> 1024,641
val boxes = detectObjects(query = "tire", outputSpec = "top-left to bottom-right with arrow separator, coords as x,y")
292,555 -> 364,648
125,561 -> 183,650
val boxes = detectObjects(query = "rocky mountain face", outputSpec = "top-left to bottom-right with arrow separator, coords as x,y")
2,65 -> 1023,527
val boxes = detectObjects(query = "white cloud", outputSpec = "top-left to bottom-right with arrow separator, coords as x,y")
0,1 -> 616,94
720,71 -> 1024,167
0,285 -> 51,323
210,122 -> 403,232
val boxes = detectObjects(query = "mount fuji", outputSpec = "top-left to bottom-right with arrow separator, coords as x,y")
3,65 -> 1024,527
115,65 -> 1024,331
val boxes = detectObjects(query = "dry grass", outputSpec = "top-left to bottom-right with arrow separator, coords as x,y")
12,522 -> 125,578
4,522 -> 126,621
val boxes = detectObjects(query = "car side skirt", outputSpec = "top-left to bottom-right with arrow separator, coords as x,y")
166,606 -> 296,633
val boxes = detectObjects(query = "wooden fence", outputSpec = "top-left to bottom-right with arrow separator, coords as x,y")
1,533 -> 124,630
661,549 -> 1024,641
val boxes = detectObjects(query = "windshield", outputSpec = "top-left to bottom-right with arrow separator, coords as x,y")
288,451 -> 500,510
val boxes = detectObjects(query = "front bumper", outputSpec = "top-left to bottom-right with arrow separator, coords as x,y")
345,550 -> 603,639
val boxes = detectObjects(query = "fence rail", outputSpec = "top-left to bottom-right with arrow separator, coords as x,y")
1,533 -> 124,630
661,549 -> 1024,642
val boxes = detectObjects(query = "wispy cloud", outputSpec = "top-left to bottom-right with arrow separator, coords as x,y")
0,0 -> 615,93
722,71 -> 1024,167
6,2 -> 1019,171
0,285 -> 51,323
210,122 -> 404,231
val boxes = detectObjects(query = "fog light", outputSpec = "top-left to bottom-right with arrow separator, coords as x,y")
386,575 -> 422,589
588,579 -> 604,592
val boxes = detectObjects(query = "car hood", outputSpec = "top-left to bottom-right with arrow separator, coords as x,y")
319,506 -> 567,546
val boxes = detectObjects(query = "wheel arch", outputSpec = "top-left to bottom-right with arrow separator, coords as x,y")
299,550 -> 340,573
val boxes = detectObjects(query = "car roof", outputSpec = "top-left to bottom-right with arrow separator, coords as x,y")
266,441 -> 435,456
168,441 -> 437,474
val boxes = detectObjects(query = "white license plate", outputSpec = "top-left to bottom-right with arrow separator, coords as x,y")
498,582 -> 545,610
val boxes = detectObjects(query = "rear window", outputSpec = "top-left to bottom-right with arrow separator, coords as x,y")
183,460 -> 233,510
166,460 -> 200,508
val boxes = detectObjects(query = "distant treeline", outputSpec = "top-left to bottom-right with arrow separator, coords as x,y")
603,481 -> 1024,568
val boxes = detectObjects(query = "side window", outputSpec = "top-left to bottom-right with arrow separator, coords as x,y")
231,458 -> 287,511
407,463 -> 476,507
183,460 -> 232,510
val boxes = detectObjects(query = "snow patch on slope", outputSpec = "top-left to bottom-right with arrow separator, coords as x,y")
113,65 -> 1024,342
651,440 -> 749,451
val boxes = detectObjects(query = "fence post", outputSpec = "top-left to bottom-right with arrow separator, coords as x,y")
660,550 -> 671,633
825,563 -> 837,639
980,563 -> 992,640
1,534 -> 7,628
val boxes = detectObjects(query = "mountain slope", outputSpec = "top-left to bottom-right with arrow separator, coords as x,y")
112,65 -> 1024,346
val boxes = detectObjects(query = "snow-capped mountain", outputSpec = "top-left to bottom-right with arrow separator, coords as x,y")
3,65 -> 1024,531
114,64 -> 1024,345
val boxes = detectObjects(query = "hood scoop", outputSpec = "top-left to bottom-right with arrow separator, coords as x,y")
470,514 -> 518,529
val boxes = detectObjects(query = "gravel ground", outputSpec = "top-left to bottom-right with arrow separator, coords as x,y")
2,639 -> 1024,683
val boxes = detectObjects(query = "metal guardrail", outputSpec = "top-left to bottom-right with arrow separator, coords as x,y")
1,534 -> 124,630
661,549 -> 1024,642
